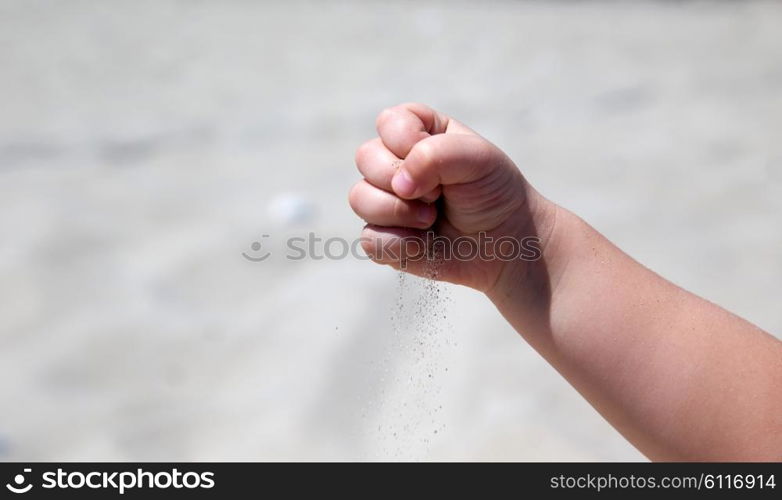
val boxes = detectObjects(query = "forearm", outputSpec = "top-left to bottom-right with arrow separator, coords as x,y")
489,202 -> 782,461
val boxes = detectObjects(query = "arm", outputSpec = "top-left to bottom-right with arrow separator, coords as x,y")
490,203 -> 782,461
350,102 -> 782,461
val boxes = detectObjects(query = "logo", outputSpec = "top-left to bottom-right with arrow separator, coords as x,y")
6,468 -> 33,494
242,234 -> 271,262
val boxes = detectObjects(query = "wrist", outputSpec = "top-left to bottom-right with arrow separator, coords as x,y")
485,192 -> 572,317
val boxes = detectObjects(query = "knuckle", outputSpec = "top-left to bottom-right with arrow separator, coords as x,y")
347,181 -> 364,212
412,138 -> 438,168
359,229 -> 376,255
354,140 -> 376,173
375,107 -> 396,129
354,140 -> 370,166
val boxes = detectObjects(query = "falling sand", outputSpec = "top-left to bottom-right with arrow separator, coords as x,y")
365,256 -> 454,460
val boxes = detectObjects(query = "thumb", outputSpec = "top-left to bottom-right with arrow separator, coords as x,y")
376,102 -> 477,158
391,134 -> 506,200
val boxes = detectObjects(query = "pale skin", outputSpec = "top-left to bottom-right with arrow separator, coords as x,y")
349,102 -> 782,461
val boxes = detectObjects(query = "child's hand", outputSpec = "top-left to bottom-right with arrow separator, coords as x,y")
349,103 -> 555,293
350,103 -> 782,461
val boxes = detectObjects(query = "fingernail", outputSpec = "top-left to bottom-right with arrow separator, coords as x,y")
417,203 -> 435,225
392,169 -> 416,198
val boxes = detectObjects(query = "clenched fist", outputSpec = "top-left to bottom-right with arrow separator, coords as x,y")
349,102 -> 555,293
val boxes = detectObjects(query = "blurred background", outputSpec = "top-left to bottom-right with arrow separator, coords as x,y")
1,0 -> 781,461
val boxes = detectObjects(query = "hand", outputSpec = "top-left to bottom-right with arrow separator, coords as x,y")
349,103 -> 556,293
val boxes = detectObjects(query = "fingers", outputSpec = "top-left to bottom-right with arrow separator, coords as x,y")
349,179 -> 437,229
355,137 -> 400,191
391,133 -> 504,199
376,102 -> 475,159
359,225 -> 428,265
360,225 -> 455,280
375,103 -> 448,158
371,102 -> 481,200
355,136 -> 442,202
